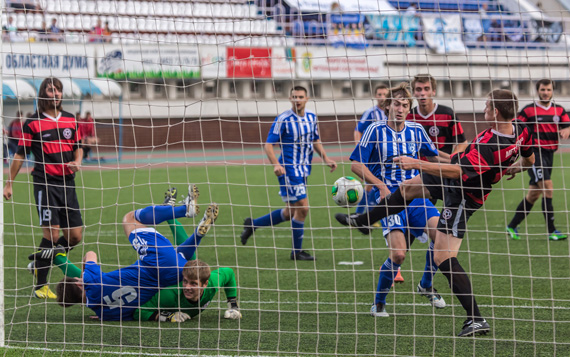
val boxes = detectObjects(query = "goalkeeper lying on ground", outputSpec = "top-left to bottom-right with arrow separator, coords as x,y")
34,187 -> 241,321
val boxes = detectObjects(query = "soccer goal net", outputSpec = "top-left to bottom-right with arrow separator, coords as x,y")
2,0 -> 570,355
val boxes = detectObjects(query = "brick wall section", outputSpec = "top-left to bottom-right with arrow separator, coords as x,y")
93,113 -> 483,152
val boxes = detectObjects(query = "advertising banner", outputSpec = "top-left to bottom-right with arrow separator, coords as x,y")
366,14 -> 420,47
422,14 -> 466,54
227,47 -> 271,78
328,13 -> 367,49
97,45 -> 200,79
271,47 -> 295,79
200,45 -> 227,79
284,0 -> 395,13
296,47 -> 383,79
2,43 -> 94,78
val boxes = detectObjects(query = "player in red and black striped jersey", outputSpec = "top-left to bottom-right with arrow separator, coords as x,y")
408,74 -> 469,156
507,79 -> 570,241
3,77 -> 84,299
336,90 -> 535,336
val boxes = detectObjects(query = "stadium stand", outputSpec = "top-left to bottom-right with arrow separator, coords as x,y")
2,0 -> 287,45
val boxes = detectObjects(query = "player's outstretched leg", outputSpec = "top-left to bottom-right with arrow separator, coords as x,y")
177,203 -> 219,260
241,209 -> 286,245
135,184 -> 199,225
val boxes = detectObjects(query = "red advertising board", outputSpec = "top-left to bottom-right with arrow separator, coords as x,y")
227,47 -> 271,78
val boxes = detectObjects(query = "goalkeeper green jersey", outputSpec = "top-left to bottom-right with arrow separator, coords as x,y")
134,267 -> 237,321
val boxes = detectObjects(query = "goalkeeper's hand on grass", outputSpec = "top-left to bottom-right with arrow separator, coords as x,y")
159,311 -> 191,323
224,298 -> 242,319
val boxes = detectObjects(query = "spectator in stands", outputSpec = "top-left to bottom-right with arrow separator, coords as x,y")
479,3 -> 491,42
49,18 -> 63,42
103,21 -> 112,43
2,16 -> 19,42
330,1 -> 342,14
7,111 -> 25,157
90,19 -> 104,43
405,3 -> 418,16
78,112 -> 99,161
37,21 -> 49,41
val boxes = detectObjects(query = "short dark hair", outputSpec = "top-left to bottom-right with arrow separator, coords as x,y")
56,277 -> 83,308
535,78 -> 554,91
488,89 -> 518,120
411,74 -> 437,92
37,77 -> 63,113
374,84 -> 388,93
290,86 -> 308,96
384,82 -> 413,110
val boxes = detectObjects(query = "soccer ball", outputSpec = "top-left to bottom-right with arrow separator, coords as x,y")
332,176 -> 364,207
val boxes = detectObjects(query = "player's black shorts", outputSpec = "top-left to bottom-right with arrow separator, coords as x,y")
528,149 -> 554,185
33,177 -> 83,228
421,173 -> 482,239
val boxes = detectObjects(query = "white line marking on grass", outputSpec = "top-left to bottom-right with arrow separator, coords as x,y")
1,345 -> 273,357
338,261 -> 364,265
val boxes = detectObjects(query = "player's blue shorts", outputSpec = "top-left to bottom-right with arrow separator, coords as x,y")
370,187 -> 439,239
380,198 -> 439,239
278,175 -> 308,203
127,228 -> 187,288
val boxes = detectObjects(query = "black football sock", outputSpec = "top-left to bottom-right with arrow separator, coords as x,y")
34,238 -> 54,289
542,197 -> 556,233
439,257 -> 482,320
356,188 -> 411,225
508,198 -> 534,229
56,236 -> 73,253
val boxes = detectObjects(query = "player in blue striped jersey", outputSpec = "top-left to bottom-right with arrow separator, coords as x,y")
354,85 -> 389,232
342,83 -> 447,316
241,86 -> 337,261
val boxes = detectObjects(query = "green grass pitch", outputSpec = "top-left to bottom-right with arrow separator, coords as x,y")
3,153 -> 570,356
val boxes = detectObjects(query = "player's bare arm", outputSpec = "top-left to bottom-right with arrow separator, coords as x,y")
560,127 -> 570,140
505,153 -> 536,180
313,140 -> 337,172
452,140 -> 469,154
3,152 -> 26,200
264,142 -> 285,176
394,156 -> 461,179
67,148 -> 84,173
350,161 -> 390,198
425,152 -> 451,164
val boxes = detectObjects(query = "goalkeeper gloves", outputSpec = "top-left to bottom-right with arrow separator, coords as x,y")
158,311 -> 191,323
224,298 -> 242,319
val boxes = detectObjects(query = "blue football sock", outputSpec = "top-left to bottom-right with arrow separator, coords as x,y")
176,228 -> 202,260
375,258 -> 401,305
291,219 -> 304,254
420,240 -> 438,289
253,209 -> 285,228
135,205 -> 187,225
